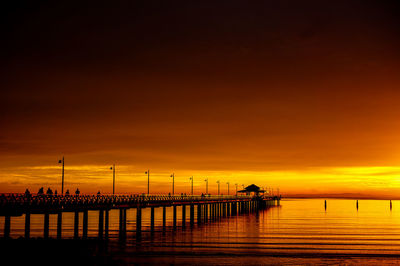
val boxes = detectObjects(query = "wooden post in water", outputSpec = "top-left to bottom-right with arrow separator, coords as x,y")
356,200 -> 359,210
324,200 -> 327,210
4,216 -> 10,239
74,211 -> 79,239
119,208 -> 123,238
83,210 -> 88,239
98,209 -> 104,239
190,204 -> 194,227
150,207 -> 155,233
105,209 -> 109,239
136,207 -> 142,239
213,203 -> 216,220
205,204 -> 208,222
390,200 -> 392,210
44,213 -> 50,239
173,205 -> 177,230
123,209 -> 127,236
57,212 -> 62,239
162,206 -> 166,231
25,212 -> 30,239
182,205 -> 186,229
197,204 -> 202,224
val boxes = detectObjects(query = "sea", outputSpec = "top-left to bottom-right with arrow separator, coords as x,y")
2,199 -> 400,265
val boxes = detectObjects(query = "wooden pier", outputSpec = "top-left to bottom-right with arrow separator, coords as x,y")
0,194 -> 280,240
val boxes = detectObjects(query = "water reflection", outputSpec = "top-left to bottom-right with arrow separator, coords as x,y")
2,199 -> 400,259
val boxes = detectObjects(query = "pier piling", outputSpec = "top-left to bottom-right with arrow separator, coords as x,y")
173,205 -> 177,230
98,209 -> 104,239
74,211 -> 79,239
44,213 -> 49,239
136,207 -> 142,239
83,210 -> 88,239
25,212 -> 30,239
57,212 -> 62,239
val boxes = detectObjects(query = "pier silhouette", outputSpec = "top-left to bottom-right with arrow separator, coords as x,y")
0,193 -> 280,240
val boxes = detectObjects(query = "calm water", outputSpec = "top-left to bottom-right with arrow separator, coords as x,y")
2,199 -> 400,264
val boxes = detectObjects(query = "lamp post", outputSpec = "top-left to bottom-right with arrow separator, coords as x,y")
216,180 -> 220,195
204,178 -> 208,195
190,176 -> 194,195
145,170 -> 150,194
235,183 -> 238,196
226,182 -> 230,195
170,173 -> 175,195
110,164 -> 115,195
58,157 -> 64,195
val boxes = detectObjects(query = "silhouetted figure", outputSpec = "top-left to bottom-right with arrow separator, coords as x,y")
46,187 -> 53,195
65,189 -> 70,196
38,187 -> 44,195
75,188 -> 80,195
97,191 -> 101,195
24,189 -> 30,196
54,190 -> 57,195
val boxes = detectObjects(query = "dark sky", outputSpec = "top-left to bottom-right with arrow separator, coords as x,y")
1,1 -> 400,194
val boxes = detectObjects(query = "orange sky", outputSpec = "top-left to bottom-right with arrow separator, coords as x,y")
1,1 -> 400,198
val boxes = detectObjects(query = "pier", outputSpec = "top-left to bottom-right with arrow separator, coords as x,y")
0,194 -> 280,240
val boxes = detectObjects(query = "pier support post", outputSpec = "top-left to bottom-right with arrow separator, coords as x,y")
197,204 -> 202,224
105,209 -> 109,238
119,208 -> 125,240
150,207 -> 155,233
25,212 -> 30,239
74,211 -> 79,239
136,207 -> 142,239
4,216 -> 10,239
173,205 -> 177,230
83,210 -> 88,239
57,212 -> 62,239
98,209 -> 104,239
123,209 -> 127,235
162,206 -> 166,231
205,204 -> 208,223
190,204 -> 194,227
44,213 -> 50,239
182,205 -> 186,229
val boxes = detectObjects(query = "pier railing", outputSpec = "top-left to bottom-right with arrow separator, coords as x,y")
0,194 -> 277,215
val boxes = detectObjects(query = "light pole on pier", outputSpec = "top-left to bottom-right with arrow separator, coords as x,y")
235,183 -> 238,196
145,170 -> 150,194
216,180 -> 220,195
204,178 -> 208,194
190,176 -> 194,195
110,164 -> 116,195
58,157 -> 65,195
170,173 -> 175,195
226,182 -> 230,195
